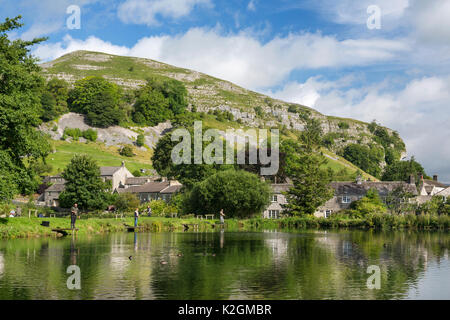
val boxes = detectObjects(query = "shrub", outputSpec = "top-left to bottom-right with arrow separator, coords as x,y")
82,128 -> 98,142
136,134 -> 145,147
338,121 -> 350,129
119,145 -> 134,157
63,128 -> 82,141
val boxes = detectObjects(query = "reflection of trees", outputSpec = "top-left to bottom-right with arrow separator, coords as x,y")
0,230 -> 448,300
0,235 -> 113,299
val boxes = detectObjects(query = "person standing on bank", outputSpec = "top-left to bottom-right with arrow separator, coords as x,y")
71,204 -> 79,230
134,207 -> 140,227
146,205 -> 152,217
219,209 -> 226,225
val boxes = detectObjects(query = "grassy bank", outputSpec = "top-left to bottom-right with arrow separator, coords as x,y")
0,214 -> 448,239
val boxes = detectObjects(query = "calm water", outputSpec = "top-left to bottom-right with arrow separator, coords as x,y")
0,230 -> 448,300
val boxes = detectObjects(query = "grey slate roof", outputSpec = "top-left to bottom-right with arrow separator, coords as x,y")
330,181 -> 418,196
271,183 -> 293,193
100,166 -> 122,176
160,185 -> 183,194
45,183 -> 66,192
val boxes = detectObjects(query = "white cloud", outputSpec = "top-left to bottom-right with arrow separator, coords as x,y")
269,75 -> 450,182
409,0 -> 450,45
33,28 -> 409,89
34,35 -> 130,61
117,0 -> 212,26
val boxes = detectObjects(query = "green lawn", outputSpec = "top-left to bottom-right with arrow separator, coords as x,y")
46,140 -> 153,174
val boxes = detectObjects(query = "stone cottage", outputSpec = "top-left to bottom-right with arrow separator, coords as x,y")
262,183 -> 292,219
100,162 -> 133,192
314,178 -> 418,218
119,180 -> 182,203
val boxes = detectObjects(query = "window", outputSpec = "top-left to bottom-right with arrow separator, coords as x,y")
325,210 -> 332,218
268,210 -> 279,219
271,195 -> 278,202
342,196 -> 351,204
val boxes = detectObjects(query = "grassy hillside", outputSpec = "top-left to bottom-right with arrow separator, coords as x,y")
46,140 -> 153,174
39,50 -> 405,180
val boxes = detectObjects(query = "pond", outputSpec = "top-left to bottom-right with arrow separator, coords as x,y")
0,230 -> 449,300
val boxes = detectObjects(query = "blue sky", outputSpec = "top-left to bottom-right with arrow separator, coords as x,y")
2,0 -> 450,182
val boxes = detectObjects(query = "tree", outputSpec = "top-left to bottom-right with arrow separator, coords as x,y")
58,154 -> 111,210
119,145 -> 134,157
300,117 -> 323,150
152,126 -> 233,188
382,157 -> 427,182
186,169 -> 271,218
342,143 -> 383,178
349,189 -> 387,217
68,76 -> 124,127
385,186 -> 416,215
285,152 -> 334,216
0,16 -> 51,197
114,193 -> 140,213
136,134 -> 145,147
132,76 -> 187,126
40,78 -> 69,121
133,89 -> 172,125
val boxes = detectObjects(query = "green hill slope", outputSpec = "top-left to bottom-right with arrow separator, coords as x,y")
40,50 -> 405,181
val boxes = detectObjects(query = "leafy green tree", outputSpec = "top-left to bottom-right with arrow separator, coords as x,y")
59,154 -> 111,210
40,91 -> 58,121
82,128 -> 98,142
0,151 -> 18,201
69,76 -> 124,127
349,189 -> 387,217
132,76 -> 187,126
133,89 -> 172,125
385,186 -> 416,215
136,134 -> 145,147
0,16 -> 51,197
187,169 -> 271,218
300,117 -> 323,150
114,193 -> 140,213
152,126 -> 233,188
285,152 -> 334,216
342,144 -> 384,178
40,78 -> 69,121
382,157 -> 427,182
119,145 -> 134,157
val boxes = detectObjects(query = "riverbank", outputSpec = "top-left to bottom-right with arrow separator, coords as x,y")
0,214 -> 449,239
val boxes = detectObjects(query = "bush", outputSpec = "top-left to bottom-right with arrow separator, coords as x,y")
338,121 -> 350,129
186,169 -> 271,218
114,193 -> 140,213
69,76 -> 124,128
63,128 -> 82,141
82,128 -> 98,142
136,134 -> 145,147
119,145 -> 134,157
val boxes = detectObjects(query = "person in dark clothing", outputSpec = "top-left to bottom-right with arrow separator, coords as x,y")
146,205 -> 152,217
71,204 -> 79,230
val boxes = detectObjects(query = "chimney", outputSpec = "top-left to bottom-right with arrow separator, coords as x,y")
433,175 -> 438,181
409,174 -> 415,185
356,175 -> 362,185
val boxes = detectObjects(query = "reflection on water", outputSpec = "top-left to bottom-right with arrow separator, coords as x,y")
0,230 -> 448,300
